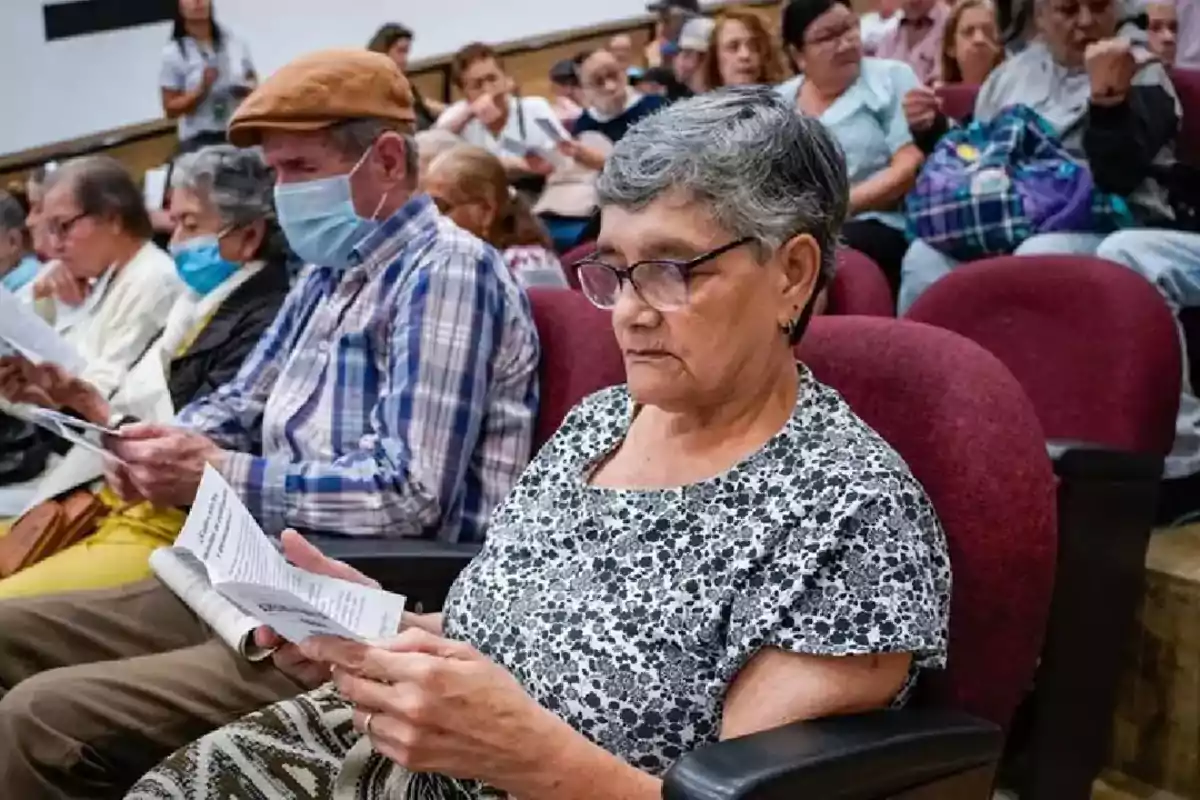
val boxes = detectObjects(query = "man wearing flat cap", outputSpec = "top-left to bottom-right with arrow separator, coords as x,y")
0,49 -> 540,799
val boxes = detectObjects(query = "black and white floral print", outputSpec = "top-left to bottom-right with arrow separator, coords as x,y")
126,368 -> 950,800
443,367 -> 951,779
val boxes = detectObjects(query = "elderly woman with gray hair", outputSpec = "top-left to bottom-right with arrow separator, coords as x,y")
0,145 -> 290,600
126,88 -> 951,800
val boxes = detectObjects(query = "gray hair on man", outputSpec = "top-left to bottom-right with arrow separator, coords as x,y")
171,145 -> 277,228
329,120 -> 420,186
596,85 -> 850,283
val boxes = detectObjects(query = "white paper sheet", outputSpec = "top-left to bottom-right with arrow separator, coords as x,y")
18,405 -> 122,462
172,466 -> 406,645
142,166 -> 170,211
0,286 -> 85,375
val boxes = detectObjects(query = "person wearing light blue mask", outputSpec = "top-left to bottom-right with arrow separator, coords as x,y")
0,52 -> 539,800
169,229 -> 239,295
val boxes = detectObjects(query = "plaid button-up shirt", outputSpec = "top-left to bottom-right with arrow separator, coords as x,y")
176,194 -> 540,542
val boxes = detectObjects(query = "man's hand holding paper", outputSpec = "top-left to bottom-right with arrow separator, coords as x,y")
105,422 -> 228,506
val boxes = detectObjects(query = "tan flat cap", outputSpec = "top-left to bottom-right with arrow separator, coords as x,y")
228,49 -> 416,147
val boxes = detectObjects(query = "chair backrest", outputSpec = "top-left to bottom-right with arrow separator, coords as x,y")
935,83 -> 981,123
826,248 -> 895,317
1170,67 -> 1200,166
905,255 -> 1180,456
798,316 -> 1057,728
559,240 -> 597,291
527,287 -> 625,451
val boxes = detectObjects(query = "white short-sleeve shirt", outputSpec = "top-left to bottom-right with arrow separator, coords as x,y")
776,58 -> 921,230
438,95 -> 570,160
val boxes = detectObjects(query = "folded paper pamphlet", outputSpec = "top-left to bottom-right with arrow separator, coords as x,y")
155,465 -> 406,652
0,286 -> 85,375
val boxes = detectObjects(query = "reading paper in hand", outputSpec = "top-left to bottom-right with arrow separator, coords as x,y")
0,287 -> 85,375
535,117 -> 567,143
176,466 -> 406,643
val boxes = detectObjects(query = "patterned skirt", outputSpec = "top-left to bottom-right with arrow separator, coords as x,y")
124,684 -> 501,800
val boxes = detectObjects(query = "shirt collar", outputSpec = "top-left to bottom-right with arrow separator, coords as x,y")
349,193 -> 439,270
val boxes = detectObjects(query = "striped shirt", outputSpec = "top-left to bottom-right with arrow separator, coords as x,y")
176,194 -> 540,542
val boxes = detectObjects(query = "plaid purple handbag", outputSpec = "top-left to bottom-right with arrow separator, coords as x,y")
905,104 -> 1132,261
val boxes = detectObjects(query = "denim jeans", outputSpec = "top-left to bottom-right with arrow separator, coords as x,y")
1096,229 -> 1200,479
897,232 -> 1108,314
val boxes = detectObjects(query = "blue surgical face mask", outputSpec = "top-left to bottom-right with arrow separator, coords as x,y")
273,146 -> 388,269
169,234 -> 240,296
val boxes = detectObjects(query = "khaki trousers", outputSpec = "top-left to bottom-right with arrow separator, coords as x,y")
0,578 -> 303,799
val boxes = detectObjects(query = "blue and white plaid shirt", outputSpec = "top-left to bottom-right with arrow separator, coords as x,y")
176,194 -> 540,542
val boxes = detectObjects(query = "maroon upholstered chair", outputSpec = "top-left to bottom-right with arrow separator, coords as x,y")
559,240 -> 597,291
936,84 -> 981,123
1170,67 -> 1200,166
826,248 -> 895,317
526,287 -> 624,450
906,255 -> 1180,800
667,317 -> 1057,798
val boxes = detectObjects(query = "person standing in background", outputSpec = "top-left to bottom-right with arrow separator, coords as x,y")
367,23 -> 446,130
861,0 -> 903,54
160,0 -> 257,154
876,0 -> 951,84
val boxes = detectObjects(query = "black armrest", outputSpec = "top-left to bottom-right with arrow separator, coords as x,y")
662,709 -> 1001,800
1013,441 -> 1161,799
1045,439 -> 1163,481
305,534 -> 482,612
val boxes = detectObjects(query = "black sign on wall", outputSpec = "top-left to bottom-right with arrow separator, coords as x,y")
44,0 -> 177,42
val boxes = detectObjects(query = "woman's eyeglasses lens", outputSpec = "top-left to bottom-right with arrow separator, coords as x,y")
576,260 -> 688,311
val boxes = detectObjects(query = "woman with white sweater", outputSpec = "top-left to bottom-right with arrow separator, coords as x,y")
30,156 -> 181,403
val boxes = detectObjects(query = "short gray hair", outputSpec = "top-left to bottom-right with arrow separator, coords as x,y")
596,86 -> 849,282
171,145 -> 276,228
328,119 -> 419,184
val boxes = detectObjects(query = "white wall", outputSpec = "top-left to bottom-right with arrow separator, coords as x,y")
0,0 -> 650,157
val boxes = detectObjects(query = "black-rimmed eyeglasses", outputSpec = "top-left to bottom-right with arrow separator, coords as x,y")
573,237 -> 753,311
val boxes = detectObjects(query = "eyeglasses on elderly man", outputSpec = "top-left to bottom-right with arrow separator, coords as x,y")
119,86 -> 950,800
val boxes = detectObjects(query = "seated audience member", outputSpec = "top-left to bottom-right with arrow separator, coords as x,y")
571,49 -> 668,154
898,0 -> 1179,311
0,49 -> 539,798
1176,0 -> 1199,68
23,165 -> 56,262
876,0 -> 952,84
862,0 -> 903,54
31,157 -> 182,398
548,58 -> 585,127
609,32 -> 638,72
0,145 -> 291,599
779,0 -> 925,293
673,16 -> 715,96
425,145 -> 568,288
415,128 -> 463,178
435,43 -> 570,179
1146,0 -> 1178,64
903,0 -> 1003,151
126,87 -> 950,800
368,22 -> 446,130
1093,230 -> 1200,523
632,66 -> 676,96
706,8 -> 787,88
645,0 -> 701,67
160,0 -> 257,154
0,192 -> 41,294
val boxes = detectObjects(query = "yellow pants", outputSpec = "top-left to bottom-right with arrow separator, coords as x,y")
0,488 -> 185,600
